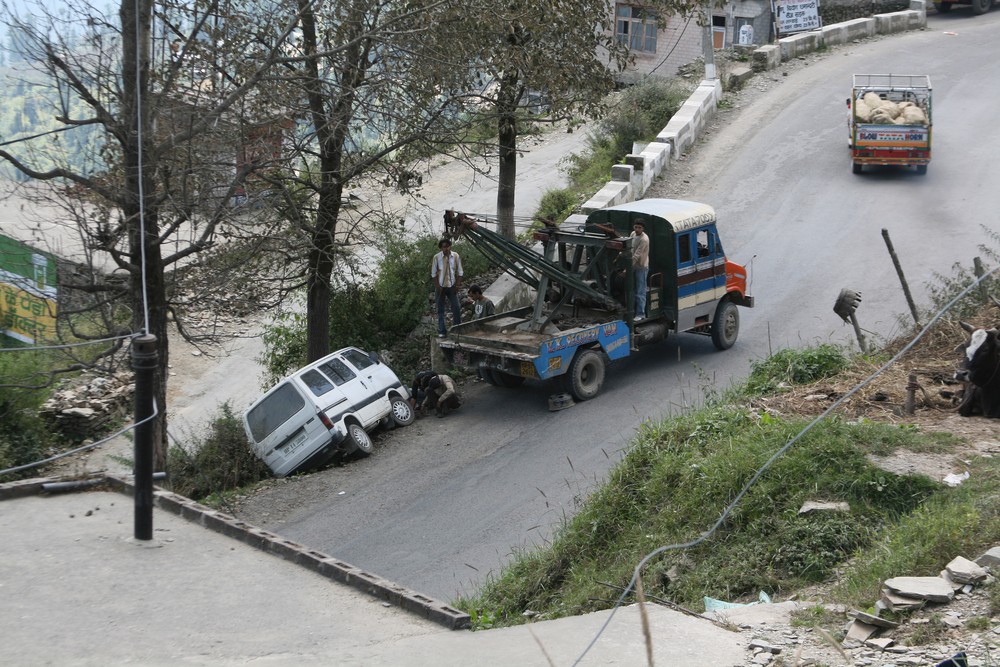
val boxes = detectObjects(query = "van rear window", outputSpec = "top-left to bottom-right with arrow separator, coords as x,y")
246,383 -> 305,442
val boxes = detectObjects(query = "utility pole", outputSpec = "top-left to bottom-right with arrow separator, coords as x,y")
703,1 -> 716,80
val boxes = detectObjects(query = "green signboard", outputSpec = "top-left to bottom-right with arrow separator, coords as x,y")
0,233 -> 58,344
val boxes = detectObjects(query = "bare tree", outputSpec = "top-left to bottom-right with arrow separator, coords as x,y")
0,0 -> 299,469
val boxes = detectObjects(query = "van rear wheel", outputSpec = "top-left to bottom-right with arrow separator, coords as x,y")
346,422 -> 374,457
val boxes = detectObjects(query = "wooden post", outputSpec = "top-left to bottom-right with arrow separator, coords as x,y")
881,229 -> 921,327
974,257 -> 989,302
904,372 -> 917,415
850,312 -> 868,354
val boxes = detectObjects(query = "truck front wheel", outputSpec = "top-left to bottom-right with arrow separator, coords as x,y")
972,0 -> 990,14
566,349 -> 606,401
934,1 -> 952,10
711,300 -> 740,351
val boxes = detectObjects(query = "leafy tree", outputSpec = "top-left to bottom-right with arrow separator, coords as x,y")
258,0 -> 477,362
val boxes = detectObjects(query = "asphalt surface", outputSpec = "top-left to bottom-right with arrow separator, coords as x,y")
0,481 -> 754,666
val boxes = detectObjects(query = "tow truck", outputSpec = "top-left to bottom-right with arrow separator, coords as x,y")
436,199 -> 755,402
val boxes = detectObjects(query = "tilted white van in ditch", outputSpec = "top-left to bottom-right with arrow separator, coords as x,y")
243,347 -> 414,477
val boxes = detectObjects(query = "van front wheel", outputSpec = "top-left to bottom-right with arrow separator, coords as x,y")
390,397 -> 415,427
346,422 -> 374,457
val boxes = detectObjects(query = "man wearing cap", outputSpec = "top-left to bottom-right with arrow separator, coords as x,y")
431,238 -> 463,337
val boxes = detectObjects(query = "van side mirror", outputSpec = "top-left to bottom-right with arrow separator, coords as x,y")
368,351 -> 381,365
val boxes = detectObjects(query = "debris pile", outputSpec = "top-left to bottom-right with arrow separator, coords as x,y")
39,372 -> 134,441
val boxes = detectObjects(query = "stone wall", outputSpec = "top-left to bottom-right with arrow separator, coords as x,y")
821,0 -> 912,24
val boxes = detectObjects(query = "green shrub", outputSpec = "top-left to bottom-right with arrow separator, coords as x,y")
166,402 -> 271,501
260,232 -> 496,384
536,188 -> 579,226
597,79 -> 690,158
0,349 -> 57,482
744,344 -> 850,395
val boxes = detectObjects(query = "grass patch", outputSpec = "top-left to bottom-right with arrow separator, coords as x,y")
456,403 -> 968,628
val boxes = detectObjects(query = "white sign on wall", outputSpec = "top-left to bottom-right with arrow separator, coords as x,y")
773,0 -> 821,35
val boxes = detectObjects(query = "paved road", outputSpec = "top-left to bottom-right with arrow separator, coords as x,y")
237,15 -> 1000,603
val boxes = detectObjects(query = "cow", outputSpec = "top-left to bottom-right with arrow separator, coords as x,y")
955,321 -> 1000,418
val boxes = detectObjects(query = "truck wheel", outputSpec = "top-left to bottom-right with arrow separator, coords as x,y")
346,422 -> 374,457
493,372 -> 526,387
934,1 -> 952,10
916,165 -> 928,175
972,0 -> 990,14
711,300 -> 740,351
478,364 -> 498,385
852,162 -> 863,175
389,397 -> 415,427
566,349 -> 606,401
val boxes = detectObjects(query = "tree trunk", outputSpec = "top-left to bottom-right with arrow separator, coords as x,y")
120,0 -> 168,471
305,182 -> 343,362
299,0 -> 355,363
496,71 -> 522,240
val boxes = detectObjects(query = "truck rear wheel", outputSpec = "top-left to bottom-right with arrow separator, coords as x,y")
478,364 -> 498,385
852,162 -> 863,174
934,1 -> 952,10
916,165 -> 928,175
493,371 -> 526,387
566,349 -> 605,401
972,0 -> 990,14
711,300 -> 740,351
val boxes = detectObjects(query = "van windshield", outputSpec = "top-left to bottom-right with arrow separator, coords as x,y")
342,348 -> 375,370
246,383 -> 305,442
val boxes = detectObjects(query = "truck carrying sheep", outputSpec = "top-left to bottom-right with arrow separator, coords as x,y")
848,74 -> 932,175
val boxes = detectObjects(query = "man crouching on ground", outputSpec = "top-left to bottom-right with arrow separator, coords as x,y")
424,374 -> 461,418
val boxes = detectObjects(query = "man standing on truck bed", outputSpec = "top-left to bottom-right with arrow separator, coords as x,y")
432,238 -> 463,337
630,219 -> 650,319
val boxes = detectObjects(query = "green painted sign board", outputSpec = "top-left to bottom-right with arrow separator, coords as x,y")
0,233 -> 58,344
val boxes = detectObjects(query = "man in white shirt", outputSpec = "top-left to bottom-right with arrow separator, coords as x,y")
431,238 -> 463,337
629,219 -> 650,319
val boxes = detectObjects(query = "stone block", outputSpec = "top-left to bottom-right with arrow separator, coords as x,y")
752,45 -> 780,72
779,32 -> 822,61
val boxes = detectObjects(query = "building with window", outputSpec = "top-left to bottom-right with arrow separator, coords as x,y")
611,1 -> 772,80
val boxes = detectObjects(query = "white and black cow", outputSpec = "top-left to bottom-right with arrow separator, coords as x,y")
956,321 -> 1000,418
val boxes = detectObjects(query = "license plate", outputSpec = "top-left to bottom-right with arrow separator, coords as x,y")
283,432 -> 307,453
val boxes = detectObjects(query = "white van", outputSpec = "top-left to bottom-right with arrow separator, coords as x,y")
243,347 -> 414,477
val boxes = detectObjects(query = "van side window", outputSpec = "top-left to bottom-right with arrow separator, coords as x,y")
342,348 -> 374,370
319,358 -> 357,386
302,369 -> 335,396
678,233 -> 692,263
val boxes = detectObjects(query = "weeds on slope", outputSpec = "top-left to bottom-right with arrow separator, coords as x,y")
455,343 -> 1000,628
